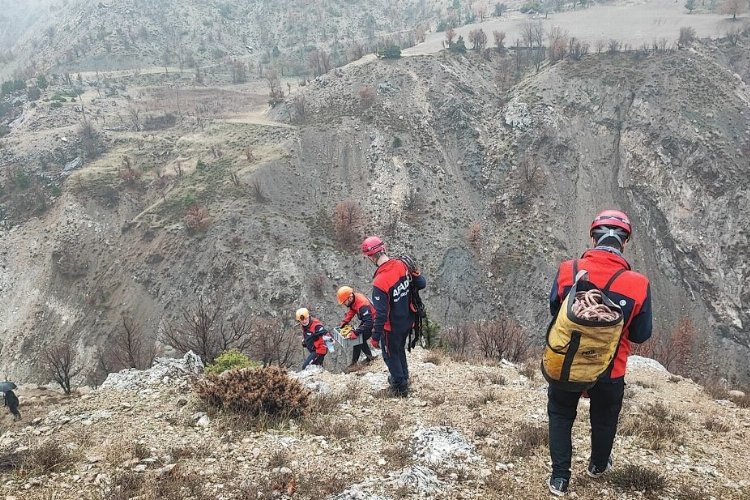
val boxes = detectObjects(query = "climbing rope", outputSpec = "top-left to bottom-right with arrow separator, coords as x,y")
572,290 -> 620,322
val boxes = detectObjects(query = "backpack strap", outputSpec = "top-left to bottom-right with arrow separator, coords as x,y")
602,269 -> 627,292
572,259 -> 578,281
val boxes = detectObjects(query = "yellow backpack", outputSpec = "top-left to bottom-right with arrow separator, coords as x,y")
542,262 -> 626,391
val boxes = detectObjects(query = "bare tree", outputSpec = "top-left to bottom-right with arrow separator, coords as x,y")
161,296 -> 253,364
108,314 -> 159,370
265,69 -> 284,106
446,27 -> 457,45
333,200 -> 363,247
548,27 -> 569,62
720,0 -> 746,19
493,30 -> 506,50
474,318 -> 532,363
248,318 -> 297,368
43,342 -> 83,395
469,29 -> 488,51
678,26 -> 697,47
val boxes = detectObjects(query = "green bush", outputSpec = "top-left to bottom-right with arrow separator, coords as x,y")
50,101 -> 62,109
378,44 -> 402,59
205,349 -> 260,374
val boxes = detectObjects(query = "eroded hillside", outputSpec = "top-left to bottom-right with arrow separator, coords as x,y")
1,35 -> 750,383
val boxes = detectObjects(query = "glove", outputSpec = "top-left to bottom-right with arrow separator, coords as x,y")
370,338 -> 380,349
340,321 -> 348,328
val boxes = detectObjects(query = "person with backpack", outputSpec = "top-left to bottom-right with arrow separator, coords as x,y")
544,209 -> 652,497
4,390 -> 21,420
361,236 -> 427,397
336,286 -> 376,372
296,308 -> 331,370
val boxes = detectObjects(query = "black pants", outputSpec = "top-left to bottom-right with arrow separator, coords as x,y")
352,331 -> 373,364
547,379 -> 624,481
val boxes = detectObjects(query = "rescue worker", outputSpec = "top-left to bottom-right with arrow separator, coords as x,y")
546,209 -> 652,496
296,308 -> 329,370
361,236 -> 427,397
336,286 -> 376,372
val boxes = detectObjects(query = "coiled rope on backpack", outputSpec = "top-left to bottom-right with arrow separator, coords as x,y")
572,290 -> 620,322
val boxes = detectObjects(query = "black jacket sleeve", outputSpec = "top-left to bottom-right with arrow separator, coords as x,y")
354,305 -> 374,336
627,284 -> 653,344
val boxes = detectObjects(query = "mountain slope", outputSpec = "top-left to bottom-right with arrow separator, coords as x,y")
1,37 -> 749,383
0,352 -> 748,499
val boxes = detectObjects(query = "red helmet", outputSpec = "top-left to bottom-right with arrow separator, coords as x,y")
590,209 -> 632,236
361,236 -> 385,256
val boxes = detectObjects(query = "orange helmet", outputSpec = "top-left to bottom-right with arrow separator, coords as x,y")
295,308 -> 309,322
336,286 -> 354,304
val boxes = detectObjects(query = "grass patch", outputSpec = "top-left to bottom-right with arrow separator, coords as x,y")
488,372 -> 507,385
608,464 -> 666,494
510,422 -> 548,457
379,412 -> 400,441
382,443 -> 411,468
423,350 -> 443,365
619,402 -> 685,450
20,441 -> 77,476
703,418 -> 730,433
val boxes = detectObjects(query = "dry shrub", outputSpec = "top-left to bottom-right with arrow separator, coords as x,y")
379,412 -> 400,440
195,366 -> 310,420
488,372 -> 507,386
184,203 -> 211,232
119,165 -> 142,185
309,392 -> 345,414
519,362 -> 537,380
109,471 -> 142,500
608,464 -> 666,493
510,423 -> 548,457
359,85 -> 376,108
297,471 -> 348,498
333,200 -> 362,248
423,350 -> 443,365
21,441 -> 75,475
704,418 -> 730,433
132,442 -> 150,460
427,393 -> 447,406
382,443 -> 411,468
467,222 -> 482,250
310,274 -> 326,298
677,484 -> 706,500
619,402 -> 682,450
441,318 -> 532,363
0,451 -> 25,473
632,318 -> 698,376
477,388 -> 500,405
146,465 -> 208,500
268,449 -> 289,468
730,392 -> 750,408
701,380 -> 729,400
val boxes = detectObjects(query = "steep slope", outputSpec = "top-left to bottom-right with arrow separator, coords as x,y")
0,353 -> 748,499
1,37 -> 749,383
1,0 -> 440,80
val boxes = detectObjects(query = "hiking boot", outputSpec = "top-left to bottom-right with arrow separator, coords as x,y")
364,356 -> 375,364
548,476 -> 569,497
343,364 -> 358,374
587,455 -> 613,478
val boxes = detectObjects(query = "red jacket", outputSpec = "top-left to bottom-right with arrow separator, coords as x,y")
371,258 -> 427,339
549,248 -> 652,380
301,317 -> 328,355
342,292 -> 375,336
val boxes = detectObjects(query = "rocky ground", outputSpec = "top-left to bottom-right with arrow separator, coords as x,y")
0,351 -> 748,499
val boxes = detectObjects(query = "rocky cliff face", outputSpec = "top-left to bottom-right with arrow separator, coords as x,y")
1,36 -> 749,382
